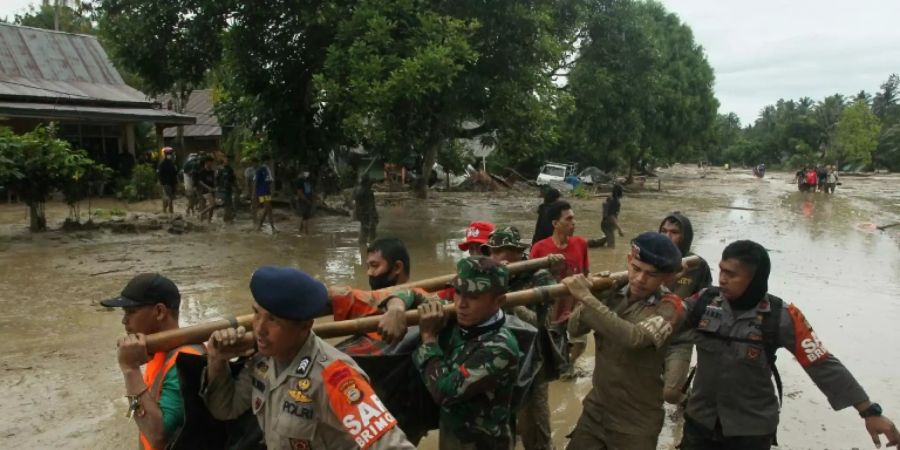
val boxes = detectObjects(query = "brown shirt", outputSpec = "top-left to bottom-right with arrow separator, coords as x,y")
568,285 -> 683,436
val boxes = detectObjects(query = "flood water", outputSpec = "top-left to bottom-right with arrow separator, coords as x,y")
0,164 -> 898,449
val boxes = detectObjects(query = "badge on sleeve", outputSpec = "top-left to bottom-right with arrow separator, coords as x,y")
322,361 -> 398,449
788,304 -> 829,367
289,438 -> 311,450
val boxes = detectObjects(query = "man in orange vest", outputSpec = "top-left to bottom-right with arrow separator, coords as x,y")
103,273 -> 204,450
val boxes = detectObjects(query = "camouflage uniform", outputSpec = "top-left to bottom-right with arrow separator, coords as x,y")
487,227 -> 561,450
413,257 -> 520,450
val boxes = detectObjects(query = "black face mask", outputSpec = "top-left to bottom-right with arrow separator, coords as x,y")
368,271 -> 396,290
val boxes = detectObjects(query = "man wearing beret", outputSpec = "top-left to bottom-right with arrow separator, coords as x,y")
563,232 -> 685,450
484,226 -> 563,450
414,256 -> 521,450
201,266 -> 416,450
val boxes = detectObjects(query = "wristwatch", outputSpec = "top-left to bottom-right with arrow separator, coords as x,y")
860,403 -> 883,418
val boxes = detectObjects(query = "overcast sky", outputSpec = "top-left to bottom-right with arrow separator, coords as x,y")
2,0 -> 898,125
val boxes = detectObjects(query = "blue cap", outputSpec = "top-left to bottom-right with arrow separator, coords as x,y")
249,266 -> 328,321
630,232 -> 682,273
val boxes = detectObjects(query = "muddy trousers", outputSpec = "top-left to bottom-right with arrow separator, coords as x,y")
681,416 -> 773,450
517,380 -> 553,450
565,396 -> 658,450
601,221 -> 617,248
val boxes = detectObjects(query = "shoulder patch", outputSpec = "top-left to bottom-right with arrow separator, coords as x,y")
787,304 -> 829,367
322,360 -> 398,449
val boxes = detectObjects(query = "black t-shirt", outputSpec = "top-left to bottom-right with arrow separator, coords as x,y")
603,196 -> 621,219
196,168 -> 216,194
157,159 -> 178,186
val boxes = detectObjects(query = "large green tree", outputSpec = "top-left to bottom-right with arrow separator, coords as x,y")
14,1 -> 94,33
833,100 -> 881,168
97,0 -> 228,146
566,0 -> 717,178
316,0 -> 580,196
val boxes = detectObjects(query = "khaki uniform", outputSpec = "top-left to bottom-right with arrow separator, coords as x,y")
566,286 -> 683,450
202,331 -> 415,450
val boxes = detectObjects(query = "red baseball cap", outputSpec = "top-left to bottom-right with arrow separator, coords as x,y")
459,221 -> 496,251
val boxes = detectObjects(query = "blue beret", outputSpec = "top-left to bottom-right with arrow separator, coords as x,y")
249,266 -> 328,321
630,232 -> 682,273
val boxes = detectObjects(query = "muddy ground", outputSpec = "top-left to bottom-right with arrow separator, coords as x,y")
0,164 -> 898,449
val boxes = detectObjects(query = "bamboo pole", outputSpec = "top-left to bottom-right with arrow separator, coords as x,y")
145,256 -> 560,353
145,256 -> 698,353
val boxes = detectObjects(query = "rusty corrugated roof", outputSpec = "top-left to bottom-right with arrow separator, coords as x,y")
0,101 -> 196,124
0,23 -> 146,105
161,89 -> 221,137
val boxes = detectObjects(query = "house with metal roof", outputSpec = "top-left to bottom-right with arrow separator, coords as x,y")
0,23 -> 195,176
160,89 -> 222,156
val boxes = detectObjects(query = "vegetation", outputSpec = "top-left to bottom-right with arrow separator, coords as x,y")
118,164 -> 159,202
708,73 -> 900,171
0,125 -> 109,231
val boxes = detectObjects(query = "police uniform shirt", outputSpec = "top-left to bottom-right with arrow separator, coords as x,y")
201,331 -> 415,450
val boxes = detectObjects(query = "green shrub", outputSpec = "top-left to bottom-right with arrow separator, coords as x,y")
119,164 -> 159,202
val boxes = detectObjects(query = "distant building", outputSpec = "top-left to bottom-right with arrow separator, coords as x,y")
160,89 -> 222,159
0,23 -> 194,176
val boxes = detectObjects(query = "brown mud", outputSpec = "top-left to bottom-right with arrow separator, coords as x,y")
0,165 -> 898,449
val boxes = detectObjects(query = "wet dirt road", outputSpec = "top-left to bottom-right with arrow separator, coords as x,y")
0,165 -> 898,449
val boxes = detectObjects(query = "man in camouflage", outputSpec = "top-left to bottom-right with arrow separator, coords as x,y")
414,256 -> 520,450
484,226 -> 563,450
564,232 -> 685,450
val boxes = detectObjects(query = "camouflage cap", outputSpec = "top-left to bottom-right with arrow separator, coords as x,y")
450,256 -> 510,295
484,226 -> 530,250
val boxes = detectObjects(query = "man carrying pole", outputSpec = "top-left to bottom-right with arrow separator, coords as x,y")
563,232 -> 685,450
485,226 -> 563,450
103,273 -> 206,450
413,256 -> 521,450
200,266 -> 416,449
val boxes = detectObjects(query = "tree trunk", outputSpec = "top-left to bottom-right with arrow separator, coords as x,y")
416,142 -> 439,199
28,201 -> 47,232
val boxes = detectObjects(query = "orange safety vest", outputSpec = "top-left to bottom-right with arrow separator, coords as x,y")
139,344 -> 205,450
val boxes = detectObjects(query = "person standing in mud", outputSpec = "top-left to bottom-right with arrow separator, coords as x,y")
679,240 -> 900,450
102,274 -> 206,450
530,201 -> 589,379
563,232 -> 684,450
156,148 -> 178,215
827,165 -> 839,193
353,174 -> 378,244
532,188 -> 562,245
201,266 -> 416,449
414,256 -> 520,450
216,156 -> 237,223
196,156 -> 217,223
254,161 -> 275,232
485,226 -> 564,450
294,169 -> 315,234
657,212 -> 714,445
600,184 -> 625,248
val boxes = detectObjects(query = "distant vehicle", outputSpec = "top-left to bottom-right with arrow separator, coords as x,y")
536,162 -> 578,186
